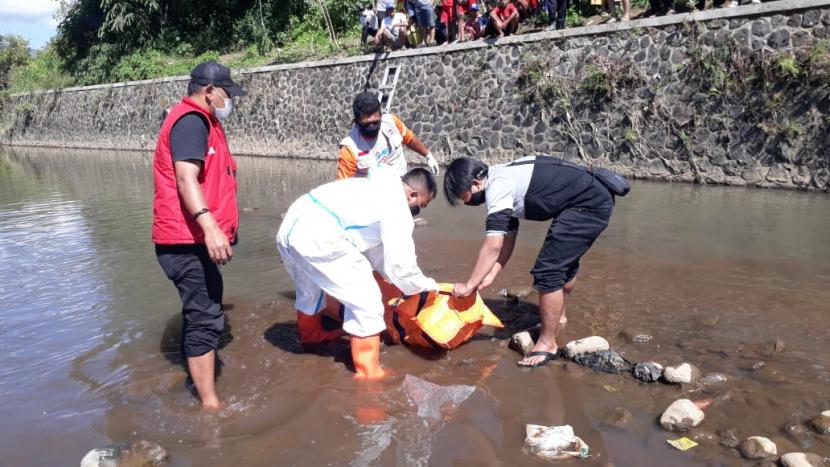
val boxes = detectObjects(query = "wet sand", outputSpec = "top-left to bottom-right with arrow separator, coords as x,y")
1,147 -> 829,466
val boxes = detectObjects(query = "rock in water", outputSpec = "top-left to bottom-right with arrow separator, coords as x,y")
808,410 -> 830,435
782,423 -> 814,450
509,331 -> 535,356
573,349 -> 632,374
564,336 -> 610,359
80,440 -> 168,467
601,407 -> 633,428
632,362 -> 663,383
738,436 -> 778,460
617,328 -> 653,343
662,363 -> 702,384
659,399 -> 705,432
780,452 -> 825,467
718,428 -> 741,448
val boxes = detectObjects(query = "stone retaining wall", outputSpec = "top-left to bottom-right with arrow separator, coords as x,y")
3,0 -> 829,190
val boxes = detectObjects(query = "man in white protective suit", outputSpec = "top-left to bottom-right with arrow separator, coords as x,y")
276,166 -> 438,379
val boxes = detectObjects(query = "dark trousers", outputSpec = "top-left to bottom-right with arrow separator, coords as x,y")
545,0 -> 568,29
361,26 -> 378,46
649,0 -> 673,13
156,244 -> 224,358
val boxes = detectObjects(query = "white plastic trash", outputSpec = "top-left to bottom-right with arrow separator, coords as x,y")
524,424 -> 590,461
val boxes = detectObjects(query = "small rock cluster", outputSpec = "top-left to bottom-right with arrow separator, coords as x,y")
510,331 -> 830,463
517,333 -> 707,386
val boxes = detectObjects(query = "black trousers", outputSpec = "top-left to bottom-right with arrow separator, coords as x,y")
156,244 -> 224,358
530,183 -> 614,293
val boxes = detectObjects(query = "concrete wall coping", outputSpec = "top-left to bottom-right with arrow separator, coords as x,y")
11,0 -> 829,97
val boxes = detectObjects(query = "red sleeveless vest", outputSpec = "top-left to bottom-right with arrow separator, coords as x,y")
152,97 -> 238,245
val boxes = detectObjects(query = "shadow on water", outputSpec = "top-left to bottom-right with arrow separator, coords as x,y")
263,320 -> 355,371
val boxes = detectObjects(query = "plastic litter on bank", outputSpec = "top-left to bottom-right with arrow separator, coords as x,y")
667,437 -> 699,451
524,424 -> 590,461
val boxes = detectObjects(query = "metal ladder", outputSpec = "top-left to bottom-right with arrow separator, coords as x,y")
377,64 -> 401,113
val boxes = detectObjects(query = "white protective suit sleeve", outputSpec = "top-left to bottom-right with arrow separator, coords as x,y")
376,173 -> 438,295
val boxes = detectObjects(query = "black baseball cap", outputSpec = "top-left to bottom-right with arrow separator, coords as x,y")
190,61 -> 247,97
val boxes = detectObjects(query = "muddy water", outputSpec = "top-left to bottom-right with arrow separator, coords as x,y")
1,147 -> 829,467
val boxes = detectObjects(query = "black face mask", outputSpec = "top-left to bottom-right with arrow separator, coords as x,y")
409,205 -> 421,217
465,190 -> 486,206
357,121 -> 381,138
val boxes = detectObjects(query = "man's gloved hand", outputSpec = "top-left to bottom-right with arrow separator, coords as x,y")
426,152 -> 440,175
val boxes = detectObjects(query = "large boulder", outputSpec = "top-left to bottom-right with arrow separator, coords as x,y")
780,452 -> 825,467
662,363 -> 702,384
80,440 -> 168,467
738,436 -> 778,460
659,399 -> 705,432
564,336 -> 610,359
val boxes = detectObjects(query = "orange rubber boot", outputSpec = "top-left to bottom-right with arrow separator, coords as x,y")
296,311 -> 345,345
351,334 -> 386,380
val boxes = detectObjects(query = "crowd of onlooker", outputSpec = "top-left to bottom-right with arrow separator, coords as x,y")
360,0 -> 765,50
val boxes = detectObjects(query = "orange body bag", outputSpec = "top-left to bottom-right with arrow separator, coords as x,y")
379,278 -> 503,350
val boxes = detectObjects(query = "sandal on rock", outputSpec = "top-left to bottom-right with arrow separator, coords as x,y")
517,351 -> 559,368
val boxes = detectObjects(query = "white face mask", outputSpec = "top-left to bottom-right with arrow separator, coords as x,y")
214,97 -> 233,120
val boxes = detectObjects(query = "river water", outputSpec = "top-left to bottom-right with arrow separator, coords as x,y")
1,147 -> 828,467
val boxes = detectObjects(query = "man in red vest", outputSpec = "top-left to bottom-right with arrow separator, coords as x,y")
152,61 -> 246,409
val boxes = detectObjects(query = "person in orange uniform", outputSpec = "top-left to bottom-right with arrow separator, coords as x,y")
337,91 -> 440,180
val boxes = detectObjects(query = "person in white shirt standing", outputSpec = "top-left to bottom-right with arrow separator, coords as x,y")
276,166 -> 439,379
376,5 -> 409,50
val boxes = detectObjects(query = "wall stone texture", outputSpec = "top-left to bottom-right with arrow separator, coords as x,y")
2,0 -> 829,191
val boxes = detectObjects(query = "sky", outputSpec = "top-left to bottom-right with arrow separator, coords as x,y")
0,0 -> 60,49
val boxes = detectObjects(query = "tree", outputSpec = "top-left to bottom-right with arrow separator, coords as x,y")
0,35 -> 31,90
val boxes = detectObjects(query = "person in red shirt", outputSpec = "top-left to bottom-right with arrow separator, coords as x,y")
484,0 -> 519,37
153,61 -> 246,410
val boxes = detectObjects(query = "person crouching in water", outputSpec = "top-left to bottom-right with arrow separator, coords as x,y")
276,166 -> 439,379
444,156 -> 614,368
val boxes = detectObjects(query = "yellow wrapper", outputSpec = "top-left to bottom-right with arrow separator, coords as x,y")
667,437 -> 699,451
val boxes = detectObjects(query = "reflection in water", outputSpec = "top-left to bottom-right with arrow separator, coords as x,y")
0,146 -> 829,466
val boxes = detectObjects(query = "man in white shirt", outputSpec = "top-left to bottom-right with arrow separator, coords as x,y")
360,4 -> 380,46
276,166 -> 438,379
376,5 -> 409,50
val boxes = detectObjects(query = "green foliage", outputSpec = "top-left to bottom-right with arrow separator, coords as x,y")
8,44 -> 74,92
781,122 -> 804,140
777,55 -> 802,79
0,35 -> 31,90
581,64 -> 610,99
48,0 -> 364,87
14,102 -> 35,114
624,128 -> 638,143
110,49 -> 221,83
695,46 -> 732,95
